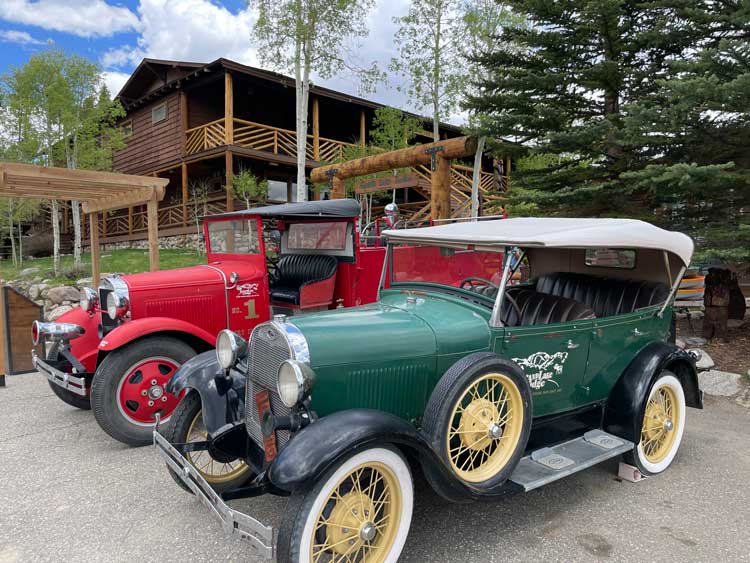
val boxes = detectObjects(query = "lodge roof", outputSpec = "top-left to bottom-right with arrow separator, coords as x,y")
115,57 -> 462,133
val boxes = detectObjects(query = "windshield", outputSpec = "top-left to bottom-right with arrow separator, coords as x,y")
206,220 -> 260,255
287,221 -> 348,250
391,244 -> 503,289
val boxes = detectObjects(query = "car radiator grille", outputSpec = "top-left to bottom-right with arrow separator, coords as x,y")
245,323 -> 292,450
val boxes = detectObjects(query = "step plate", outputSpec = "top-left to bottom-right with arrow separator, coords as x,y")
510,431 -> 634,492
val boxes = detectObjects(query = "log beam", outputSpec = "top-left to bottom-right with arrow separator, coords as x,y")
311,136 -> 477,183
81,185 -> 166,214
359,110 -> 366,147
431,155 -> 451,221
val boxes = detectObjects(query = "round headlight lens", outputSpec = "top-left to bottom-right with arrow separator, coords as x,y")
80,287 -> 98,314
216,330 -> 247,370
106,292 -> 118,320
277,361 -> 303,407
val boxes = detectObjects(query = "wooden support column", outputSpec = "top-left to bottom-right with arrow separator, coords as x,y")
224,73 -> 233,145
225,151 -> 234,212
331,176 -> 345,200
360,109 -> 366,147
89,212 -> 100,287
180,90 -> 188,152
431,156 -> 451,221
181,162 -> 188,225
147,195 -> 159,272
128,207 -> 133,235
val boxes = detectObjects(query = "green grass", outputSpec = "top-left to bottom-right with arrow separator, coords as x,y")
0,248 -> 204,286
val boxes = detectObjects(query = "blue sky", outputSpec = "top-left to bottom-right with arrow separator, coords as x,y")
0,0 -> 432,118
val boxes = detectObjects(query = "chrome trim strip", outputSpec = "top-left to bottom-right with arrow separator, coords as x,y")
273,320 -> 310,363
153,431 -> 274,559
201,265 -> 231,329
377,243 -> 391,300
32,350 -> 89,396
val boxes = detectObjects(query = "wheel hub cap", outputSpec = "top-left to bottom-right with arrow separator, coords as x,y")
117,358 -> 180,425
148,385 -> 164,399
663,419 -> 673,432
459,398 -> 499,451
359,522 -> 376,542
327,491 -> 375,554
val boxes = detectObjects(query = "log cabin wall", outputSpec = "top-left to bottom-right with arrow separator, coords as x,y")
113,91 -> 183,176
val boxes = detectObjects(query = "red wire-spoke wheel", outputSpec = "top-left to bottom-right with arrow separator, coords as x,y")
116,357 -> 182,426
91,336 -> 196,447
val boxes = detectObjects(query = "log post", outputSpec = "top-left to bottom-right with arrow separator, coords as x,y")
181,162 -> 188,225
89,212 -> 100,287
312,97 -> 320,161
128,206 -> 133,235
360,110 -> 366,147
225,151 -> 234,212
331,176 -> 345,200
431,155 -> 451,221
147,194 -> 159,272
224,72 -> 233,145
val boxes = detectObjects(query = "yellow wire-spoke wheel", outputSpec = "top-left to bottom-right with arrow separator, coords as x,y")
446,372 -> 524,483
310,461 -> 402,563
185,409 -> 251,484
640,383 -> 681,464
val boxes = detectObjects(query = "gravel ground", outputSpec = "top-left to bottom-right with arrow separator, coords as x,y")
1,373 -> 749,563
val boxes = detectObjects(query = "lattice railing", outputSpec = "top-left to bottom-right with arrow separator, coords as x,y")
185,119 -> 226,155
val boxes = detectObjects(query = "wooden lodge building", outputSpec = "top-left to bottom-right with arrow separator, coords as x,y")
90,58 -> 509,245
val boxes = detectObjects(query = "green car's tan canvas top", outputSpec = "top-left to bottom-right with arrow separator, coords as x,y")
384,217 -> 694,266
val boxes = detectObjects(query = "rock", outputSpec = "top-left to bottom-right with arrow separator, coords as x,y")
19,267 -> 40,276
695,350 -> 715,371
675,337 -> 686,349
76,277 -> 93,287
698,370 -> 742,397
736,388 -> 750,409
47,286 -> 81,305
682,336 -> 708,347
28,283 -> 49,300
47,305 -> 74,321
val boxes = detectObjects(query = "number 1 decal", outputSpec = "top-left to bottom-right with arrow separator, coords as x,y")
244,299 -> 259,320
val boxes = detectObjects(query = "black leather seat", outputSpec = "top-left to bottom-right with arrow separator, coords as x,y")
503,289 -> 596,326
270,254 -> 338,305
534,272 -> 668,318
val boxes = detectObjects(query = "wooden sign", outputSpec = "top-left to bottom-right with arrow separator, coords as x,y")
355,173 -> 419,194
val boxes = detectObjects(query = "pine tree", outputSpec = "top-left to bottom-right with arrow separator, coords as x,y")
466,1 -> 750,261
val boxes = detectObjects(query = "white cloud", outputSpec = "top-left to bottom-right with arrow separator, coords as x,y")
102,70 -> 130,98
0,0 -> 138,38
0,29 -> 46,46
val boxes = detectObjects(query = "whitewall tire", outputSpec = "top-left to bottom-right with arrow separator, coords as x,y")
628,372 -> 686,475
277,446 -> 414,563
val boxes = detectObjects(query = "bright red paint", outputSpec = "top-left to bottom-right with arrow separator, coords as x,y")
116,357 -> 181,424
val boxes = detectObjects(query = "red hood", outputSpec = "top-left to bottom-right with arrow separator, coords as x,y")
120,261 -> 260,291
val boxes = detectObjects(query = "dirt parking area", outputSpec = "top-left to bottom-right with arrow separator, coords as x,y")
1,374 -> 749,563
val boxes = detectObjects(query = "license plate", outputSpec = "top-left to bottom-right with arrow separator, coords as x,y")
255,390 -> 278,462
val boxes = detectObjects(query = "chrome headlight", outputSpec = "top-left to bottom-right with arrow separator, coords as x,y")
277,359 -> 315,408
106,291 -> 129,320
216,329 -> 247,370
80,287 -> 99,314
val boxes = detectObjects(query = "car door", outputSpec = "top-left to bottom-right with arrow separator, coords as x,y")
495,318 -> 594,417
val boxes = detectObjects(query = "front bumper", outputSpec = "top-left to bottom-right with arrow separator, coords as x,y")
32,350 -> 91,396
153,430 -> 274,559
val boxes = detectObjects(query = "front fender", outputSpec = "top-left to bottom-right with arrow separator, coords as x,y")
604,341 -> 701,444
98,317 -> 216,352
166,350 -> 246,435
267,409 -> 512,502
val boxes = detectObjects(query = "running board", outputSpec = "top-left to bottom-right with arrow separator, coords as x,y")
510,430 -> 634,492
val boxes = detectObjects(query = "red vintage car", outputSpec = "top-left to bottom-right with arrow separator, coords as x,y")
32,199 -> 386,446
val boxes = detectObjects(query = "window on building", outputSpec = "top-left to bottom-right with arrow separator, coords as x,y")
119,119 -> 133,138
151,103 -> 167,124
267,179 -> 288,202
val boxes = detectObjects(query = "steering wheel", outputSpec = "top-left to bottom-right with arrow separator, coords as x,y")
460,277 -> 523,322
460,277 -> 498,294
267,260 -> 281,285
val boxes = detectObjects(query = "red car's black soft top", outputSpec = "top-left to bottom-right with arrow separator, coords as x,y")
206,199 -> 360,220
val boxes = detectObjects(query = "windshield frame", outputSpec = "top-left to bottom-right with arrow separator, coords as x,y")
203,215 -> 264,262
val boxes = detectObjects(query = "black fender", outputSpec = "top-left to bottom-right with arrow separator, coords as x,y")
166,350 -> 246,435
266,409 -> 522,502
604,341 -> 702,444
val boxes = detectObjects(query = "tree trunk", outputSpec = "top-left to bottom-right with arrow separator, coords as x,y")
293,22 -> 308,203
17,222 -> 23,267
471,136 -> 486,220
432,5 -> 442,142
72,200 -> 81,269
51,200 -> 60,275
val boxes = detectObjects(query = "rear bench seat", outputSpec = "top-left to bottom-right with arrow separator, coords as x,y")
534,272 -> 669,318
503,289 -> 596,326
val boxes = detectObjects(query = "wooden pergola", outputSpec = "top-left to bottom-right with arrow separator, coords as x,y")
0,162 -> 168,286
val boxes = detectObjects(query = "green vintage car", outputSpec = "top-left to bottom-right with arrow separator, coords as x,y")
155,217 -> 702,562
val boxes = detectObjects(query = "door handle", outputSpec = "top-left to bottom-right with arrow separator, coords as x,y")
632,328 -> 642,337
566,339 -> 580,350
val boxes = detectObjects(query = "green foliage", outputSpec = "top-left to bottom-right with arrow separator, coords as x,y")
233,169 -> 269,209
369,107 -> 421,152
466,0 -> 750,262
